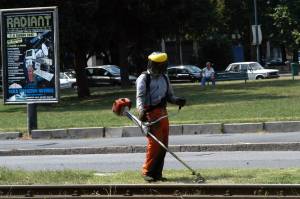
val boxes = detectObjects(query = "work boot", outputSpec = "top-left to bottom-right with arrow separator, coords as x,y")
143,175 -> 156,182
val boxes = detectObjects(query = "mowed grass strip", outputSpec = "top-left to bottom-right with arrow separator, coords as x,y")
0,167 -> 299,184
1,77 -> 300,132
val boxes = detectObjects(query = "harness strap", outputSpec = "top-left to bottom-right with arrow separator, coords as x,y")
143,72 -> 169,112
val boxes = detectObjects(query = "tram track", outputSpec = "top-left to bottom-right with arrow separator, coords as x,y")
0,184 -> 299,198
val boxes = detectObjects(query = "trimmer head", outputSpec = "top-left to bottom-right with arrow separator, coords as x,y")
195,173 -> 206,183
192,171 -> 206,183
112,98 -> 132,116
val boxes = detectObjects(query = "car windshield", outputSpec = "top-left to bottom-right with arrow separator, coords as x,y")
186,66 -> 201,73
249,63 -> 264,70
105,66 -> 120,75
65,72 -> 76,78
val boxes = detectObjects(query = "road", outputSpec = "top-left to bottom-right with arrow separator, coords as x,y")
1,132 -> 300,150
1,151 -> 300,171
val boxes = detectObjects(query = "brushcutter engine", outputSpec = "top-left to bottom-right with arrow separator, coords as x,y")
112,98 -> 132,116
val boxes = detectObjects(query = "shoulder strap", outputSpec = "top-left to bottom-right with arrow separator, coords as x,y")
142,72 -> 169,107
162,74 -> 169,96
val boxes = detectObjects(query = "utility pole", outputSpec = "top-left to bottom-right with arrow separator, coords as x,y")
254,0 -> 260,62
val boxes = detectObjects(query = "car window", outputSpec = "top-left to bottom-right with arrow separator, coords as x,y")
59,73 -> 65,79
250,63 -> 264,70
179,69 -> 189,74
229,64 -> 239,72
87,68 -> 106,76
105,66 -> 120,75
87,69 -> 94,76
188,66 -> 201,73
167,68 -> 176,75
241,64 -> 248,71
65,72 -> 75,78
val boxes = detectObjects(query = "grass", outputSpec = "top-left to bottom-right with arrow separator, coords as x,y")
1,76 -> 300,133
0,167 -> 299,184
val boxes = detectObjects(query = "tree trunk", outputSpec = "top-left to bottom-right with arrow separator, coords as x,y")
74,50 -> 90,98
280,45 -> 287,62
111,40 -> 130,87
119,41 -> 130,88
292,49 -> 299,62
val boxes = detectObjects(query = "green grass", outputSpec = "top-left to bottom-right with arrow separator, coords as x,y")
1,77 -> 300,133
0,167 -> 299,184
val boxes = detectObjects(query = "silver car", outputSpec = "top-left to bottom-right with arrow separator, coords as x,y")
225,62 -> 280,80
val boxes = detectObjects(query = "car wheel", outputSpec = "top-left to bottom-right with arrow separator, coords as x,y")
256,76 -> 264,80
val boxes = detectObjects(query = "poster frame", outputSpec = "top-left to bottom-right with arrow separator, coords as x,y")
1,6 -> 59,104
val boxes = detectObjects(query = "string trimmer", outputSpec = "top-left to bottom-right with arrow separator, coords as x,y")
112,98 -> 205,183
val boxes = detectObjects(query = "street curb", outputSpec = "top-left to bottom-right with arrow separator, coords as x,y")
0,132 -> 21,140
223,123 -> 263,134
264,121 -> 300,132
0,142 -> 299,156
6,121 -> 300,140
31,128 -> 104,139
182,123 -> 222,135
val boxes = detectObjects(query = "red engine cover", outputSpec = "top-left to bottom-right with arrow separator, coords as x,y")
112,98 -> 132,116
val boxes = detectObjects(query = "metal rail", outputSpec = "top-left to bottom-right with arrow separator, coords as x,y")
0,184 -> 299,198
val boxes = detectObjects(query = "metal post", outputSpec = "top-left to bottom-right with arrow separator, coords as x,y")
254,0 -> 260,62
179,37 -> 183,65
27,103 -> 37,135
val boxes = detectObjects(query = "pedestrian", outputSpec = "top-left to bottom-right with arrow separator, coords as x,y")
136,52 -> 186,182
201,61 -> 215,87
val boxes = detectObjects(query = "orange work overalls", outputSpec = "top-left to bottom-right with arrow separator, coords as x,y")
142,106 -> 169,179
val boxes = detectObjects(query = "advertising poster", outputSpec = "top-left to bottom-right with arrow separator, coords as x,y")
1,7 -> 59,104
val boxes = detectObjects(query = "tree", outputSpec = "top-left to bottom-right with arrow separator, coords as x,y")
269,3 -> 300,62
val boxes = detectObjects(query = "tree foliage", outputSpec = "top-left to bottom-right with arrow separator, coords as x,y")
2,0 -> 300,98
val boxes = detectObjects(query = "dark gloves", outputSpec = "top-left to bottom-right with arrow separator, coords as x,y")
138,110 -> 147,122
174,97 -> 186,107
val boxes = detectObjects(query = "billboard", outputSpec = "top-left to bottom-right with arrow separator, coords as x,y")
1,7 -> 59,104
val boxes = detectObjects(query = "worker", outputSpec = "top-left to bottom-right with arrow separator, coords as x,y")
136,52 -> 186,182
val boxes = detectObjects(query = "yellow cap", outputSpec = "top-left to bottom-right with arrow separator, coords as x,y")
148,52 -> 168,63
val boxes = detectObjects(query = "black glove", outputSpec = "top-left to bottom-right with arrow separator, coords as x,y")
174,97 -> 186,107
138,110 -> 147,122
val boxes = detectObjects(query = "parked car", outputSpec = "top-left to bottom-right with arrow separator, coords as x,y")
85,65 -> 137,86
265,59 -> 285,67
59,71 -> 77,89
167,65 -> 202,82
225,62 -> 280,80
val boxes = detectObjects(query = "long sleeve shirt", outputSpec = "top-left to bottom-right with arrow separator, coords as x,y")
136,72 -> 176,112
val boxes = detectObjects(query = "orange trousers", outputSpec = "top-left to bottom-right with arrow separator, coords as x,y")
142,107 -> 169,178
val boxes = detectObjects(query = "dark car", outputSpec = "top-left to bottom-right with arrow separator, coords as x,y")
85,65 -> 137,86
167,65 -> 202,82
265,59 -> 285,67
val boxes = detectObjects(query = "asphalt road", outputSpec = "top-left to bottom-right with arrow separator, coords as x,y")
1,132 -> 300,150
1,151 -> 300,171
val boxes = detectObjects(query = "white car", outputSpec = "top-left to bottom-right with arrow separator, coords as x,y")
225,62 -> 280,80
59,72 -> 77,89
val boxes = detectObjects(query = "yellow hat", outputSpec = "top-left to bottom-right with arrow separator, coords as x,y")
148,52 -> 168,63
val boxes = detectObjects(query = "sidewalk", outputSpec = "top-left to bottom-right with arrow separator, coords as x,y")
0,131 -> 300,156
